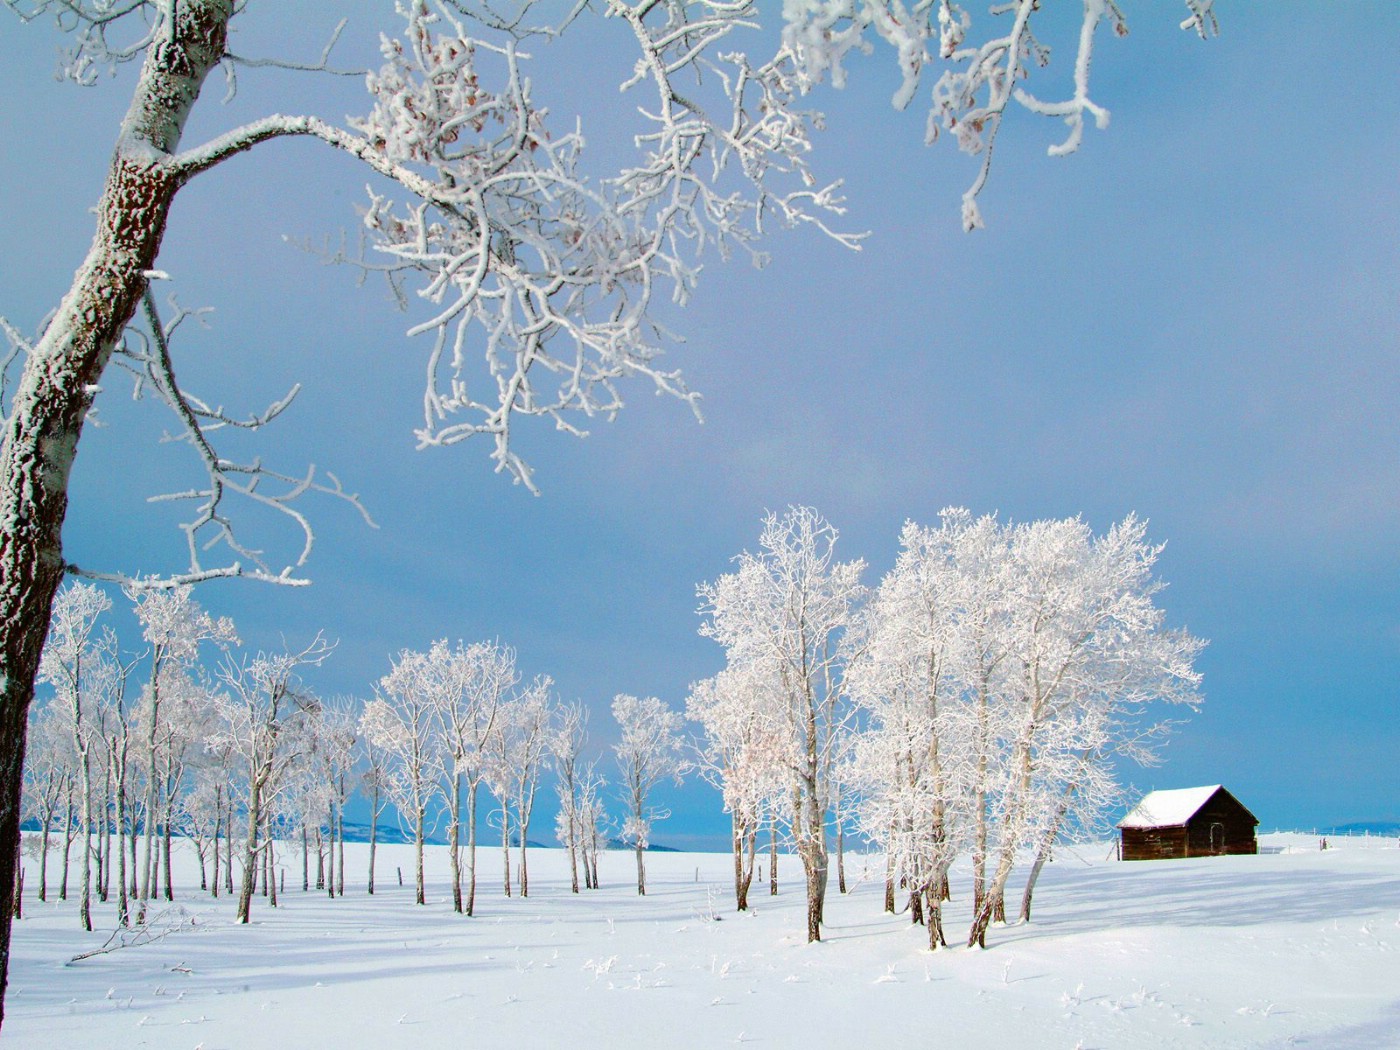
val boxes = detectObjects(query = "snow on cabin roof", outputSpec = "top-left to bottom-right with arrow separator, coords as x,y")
1118,785 -> 1223,829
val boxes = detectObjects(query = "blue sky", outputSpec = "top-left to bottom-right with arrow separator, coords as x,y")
1,3 -> 1396,848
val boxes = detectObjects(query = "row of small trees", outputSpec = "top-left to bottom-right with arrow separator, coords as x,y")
21,586 -> 689,932
690,507 -> 1204,949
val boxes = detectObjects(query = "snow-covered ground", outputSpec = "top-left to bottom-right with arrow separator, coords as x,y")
6,833 -> 1399,1048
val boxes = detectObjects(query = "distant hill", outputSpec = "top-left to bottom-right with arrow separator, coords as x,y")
607,838 -> 681,853
339,823 -> 548,849
1317,822 -> 1400,837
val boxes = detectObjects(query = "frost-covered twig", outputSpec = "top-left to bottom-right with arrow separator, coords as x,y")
86,290 -> 376,590
67,904 -> 200,964
781,0 -> 1220,230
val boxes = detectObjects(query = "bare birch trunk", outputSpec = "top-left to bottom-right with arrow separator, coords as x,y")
837,827 -> 846,894
449,774 -> 462,913
335,796 -> 344,898
1018,792 -> 1072,924
500,808 -> 512,898
464,782 -> 478,915
326,805 -> 336,900
236,777 -> 263,923
414,806 -> 426,906
0,2 -> 234,1025
60,788 -> 73,901
161,787 -> 174,902
367,780 -> 379,896
769,821 -> 778,896
115,780 -> 129,927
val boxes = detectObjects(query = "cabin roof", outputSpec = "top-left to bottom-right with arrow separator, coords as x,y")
1118,785 -> 1227,829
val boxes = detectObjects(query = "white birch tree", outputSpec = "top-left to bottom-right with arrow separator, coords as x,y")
612,693 -> 686,895
698,507 -> 865,941
209,635 -> 331,923
687,663 -> 787,911
37,582 -> 112,931
360,649 -> 445,907
551,700 -> 590,895
429,640 -> 514,916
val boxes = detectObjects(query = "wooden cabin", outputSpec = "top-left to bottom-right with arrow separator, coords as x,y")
1118,785 -> 1259,861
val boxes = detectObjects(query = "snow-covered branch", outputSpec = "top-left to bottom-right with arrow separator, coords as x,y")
93,290 -> 376,590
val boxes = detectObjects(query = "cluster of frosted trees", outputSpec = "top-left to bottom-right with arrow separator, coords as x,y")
691,507 -> 1204,949
19,587 -> 688,934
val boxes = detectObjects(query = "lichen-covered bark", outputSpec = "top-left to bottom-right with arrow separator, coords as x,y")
0,2 -> 233,1027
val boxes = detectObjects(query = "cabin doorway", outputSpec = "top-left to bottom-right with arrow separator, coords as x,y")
1208,822 -> 1224,855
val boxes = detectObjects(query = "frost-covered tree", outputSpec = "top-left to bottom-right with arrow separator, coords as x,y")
965,515 -> 1202,948
846,513 -> 998,947
687,663 -> 787,911
129,586 -> 235,906
209,636 -> 330,923
576,762 -> 609,892
0,0 -> 1219,1022
360,648 -> 445,906
551,701 -> 590,895
19,703 -> 70,905
698,507 -> 865,941
428,640 -> 514,915
38,582 -> 112,931
611,694 -> 686,895
358,730 -> 391,897
483,676 -> 553,898
847,510 -> 1203,949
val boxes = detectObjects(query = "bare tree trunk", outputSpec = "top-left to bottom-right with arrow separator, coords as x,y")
301,826 -> 309,892
449,774 -> 462,913
37,822 -> 50,904
925,884 -> 948,951
224,805 -> 234,897
837,827 -> 847,895
883,850 -> 895,914
1019,793 -> 1071,924
500,808 -> 512,898
326,808 -> 336,900
769,821 -> 778,896
266,831 -> 278,908
335,790 -> 344,897
237,772 -> 266,923
98,775 -> 111,903
209,785 -> 221,899
465,783 -> 478,915
161,790 -> 175,902
115,783 -> 129,927
367,781 -> 379,896
76,748 -> 94,931
60,786 -> 74,901
129,807 -> 139,899
733,817 -> 756,911
518,813 -> 531,899
634,842 -> 646,896
414,806 -> 426,906
732,816 -> 745,911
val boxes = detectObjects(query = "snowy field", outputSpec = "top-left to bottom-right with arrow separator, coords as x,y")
6,834 -> 1400,1049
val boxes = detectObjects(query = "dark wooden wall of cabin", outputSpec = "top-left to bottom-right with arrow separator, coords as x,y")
1122,826 -> 1188,861
1185,795 -> 1258,856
